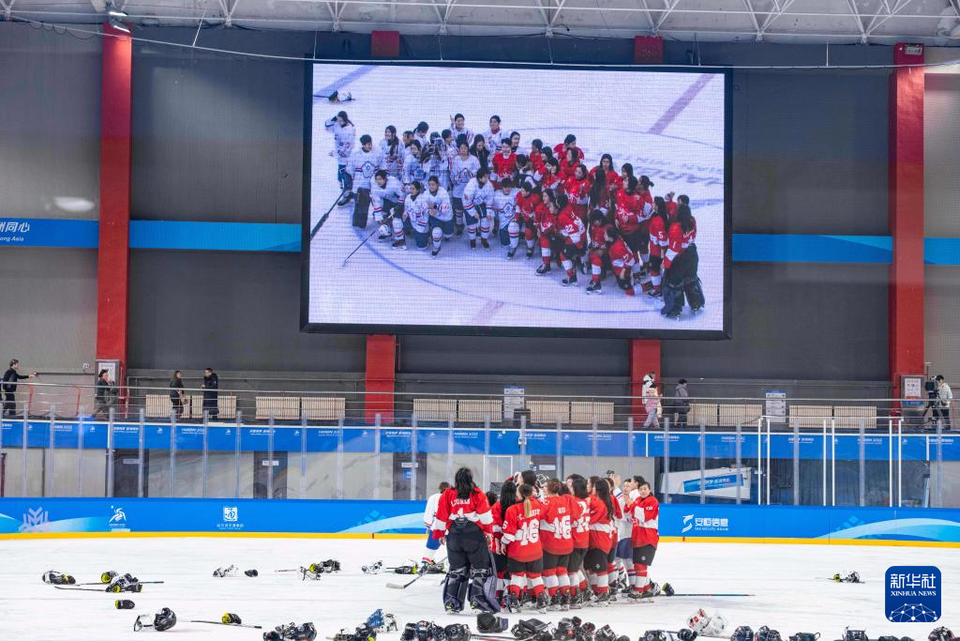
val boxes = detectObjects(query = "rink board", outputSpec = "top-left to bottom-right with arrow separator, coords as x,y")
2,420 -> 958,461
2,499 -> 960,544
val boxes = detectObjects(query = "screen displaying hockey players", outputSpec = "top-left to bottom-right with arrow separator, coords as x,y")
306,64 -> 727,336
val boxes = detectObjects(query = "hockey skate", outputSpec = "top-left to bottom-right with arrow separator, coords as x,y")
431,246 -> 442,258
391,239 -> 406,250
586,281 -> 602,295
507,246 -> 518,259
526,247 -> 535,258
470,240 -> 477,249
535,592 -> 549,613
481,238 -> 491,250
536,264 -> 551,275
561,274 -> 578,287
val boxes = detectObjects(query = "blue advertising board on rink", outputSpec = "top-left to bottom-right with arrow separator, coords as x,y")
0,420 -> 954,461
2,498 -> 960,542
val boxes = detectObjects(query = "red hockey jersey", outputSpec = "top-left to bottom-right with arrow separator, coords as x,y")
648,216 -> 668,258
589,223 -> 613,250
628,490 -> 660,548
614,189 -> 644,235
541,170 -> 562,192
536,204 -> 558,236
490,500 -> 505,551
587,496 -> 615,552
558,207 -> 587,247
570,496 -> 590,549
662,217 -> 697,270
539,495 -> 575,555
432,487 -> 493,538
516,191 -> 543,226
609,237 -> 637,270
501,501 -> 544,562
492,152 -> 518,184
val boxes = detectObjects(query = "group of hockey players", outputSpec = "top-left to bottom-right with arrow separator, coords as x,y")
427,467 -> 661,615
324,112 -> 704,318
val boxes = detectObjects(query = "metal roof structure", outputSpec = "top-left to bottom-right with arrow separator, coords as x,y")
4,0 -> 960,44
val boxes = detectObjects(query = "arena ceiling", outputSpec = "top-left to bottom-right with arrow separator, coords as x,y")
5,0 -> 960,44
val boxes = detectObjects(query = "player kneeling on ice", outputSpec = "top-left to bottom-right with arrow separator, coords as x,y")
463,169 -> 495,250
371,170 -> 406,242
502,484 -> 548,613
492,179 -> 521,258
399,181 -> 429,251
432,467 -> 499,613
424,176 -> 454,258
606,229 -> 645,297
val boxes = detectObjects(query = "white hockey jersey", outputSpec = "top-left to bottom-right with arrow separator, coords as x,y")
483,128 -> 506,154
462,178 -> 494,216
402,148 -> 428,185
379,139 -> 403,178
324,118 -> 355,166
404,193 -> 429,233
347,148 -> 381,192
423,186 -> 453,222
491,188 -> 519,226
450,155 -> 481,198
370,176 -> 406,217
450,124 -> 474,148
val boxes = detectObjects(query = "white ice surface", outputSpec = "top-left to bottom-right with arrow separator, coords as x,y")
1,537 -> 955,641
307,65 -> 725,332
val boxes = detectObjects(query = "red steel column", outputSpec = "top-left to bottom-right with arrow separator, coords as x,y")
888,43 -> 925,401
363,30 -> 401,425
365,335 -> 396,424
96,23 -> 133,375
631,36 -> 664,423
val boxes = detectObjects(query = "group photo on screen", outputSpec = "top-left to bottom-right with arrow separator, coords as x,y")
307,65 -> 727,335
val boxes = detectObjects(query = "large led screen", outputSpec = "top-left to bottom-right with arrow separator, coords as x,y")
304,63 -> 729,338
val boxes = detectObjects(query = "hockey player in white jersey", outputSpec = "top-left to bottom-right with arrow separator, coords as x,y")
450,139 -> 481,238
324,110 -> 355,206
371,170 -> 406,241
347,134 -> 381,229
379,126 -> 403,179
449,113 -> 474,149
483,115 -> 506,155
462,168 -> 495,250
491,178 -> 521,259
398,181 -> 429,251
423,176 -> 454,258
402,140 -> 427,187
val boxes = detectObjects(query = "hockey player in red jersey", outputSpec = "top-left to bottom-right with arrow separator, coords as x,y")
586,210 -> 613,295
516,182 -> 543,259
614,176 -> 646,255
564,165 -> 591,222
432,467 -> 497,613
557,192 -> 587,287
491,139 -> 517,190
608,228 -> 644,297
501,484 -> 548,613
535,189 -> 562,276
635,175 -> 656,266
567,475 -> 592,607
553,134 -> 585,163
646,195 -> 672,298
584,478 -> 617,605
589,154 -> 622,214
529,139 -> 546,176
539,478 -> 575,610
625,477 -> 660,599
661,199 -> 702,319
491,479 -> 519,601
541,158 -> 562,192
559,147 -> 582,180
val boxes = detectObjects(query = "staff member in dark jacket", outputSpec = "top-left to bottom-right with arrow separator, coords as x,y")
169,370 -> 185,419
3,359 -> 37,417
201,367 -> 219,420
93,369 -> 115,418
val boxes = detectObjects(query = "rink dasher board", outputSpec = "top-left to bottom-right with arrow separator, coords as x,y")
1,420 -> 955,461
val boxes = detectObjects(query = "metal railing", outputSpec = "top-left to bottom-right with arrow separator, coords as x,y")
0,381 -> 955,507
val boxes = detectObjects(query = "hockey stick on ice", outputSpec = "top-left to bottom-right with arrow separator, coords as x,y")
191,620 -> 263,629
386,572 -> 425,590
310,187 -> 350,240
341,211 -> 397,267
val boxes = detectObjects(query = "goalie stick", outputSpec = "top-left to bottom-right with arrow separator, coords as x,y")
386,572 -> 425,590
310,187 -> 349,240
341,211 -> 398,267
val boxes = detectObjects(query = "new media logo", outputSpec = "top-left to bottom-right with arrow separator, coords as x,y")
217,506 -> 244,531
886,566 -> 941,623
223,506 -> 239,522
681,513 -> 730,534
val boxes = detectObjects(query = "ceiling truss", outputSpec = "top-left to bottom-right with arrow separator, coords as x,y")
6,0 -> 960,44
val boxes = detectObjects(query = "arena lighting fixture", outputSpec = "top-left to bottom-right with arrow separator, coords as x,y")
105,0 -> 130,32
108,16 -> 131,33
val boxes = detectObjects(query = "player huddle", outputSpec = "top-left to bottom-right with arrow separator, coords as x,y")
325,112 -> 705,318
430,468 -> 661,614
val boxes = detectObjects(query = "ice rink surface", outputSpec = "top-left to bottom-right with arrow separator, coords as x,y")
1,537 -> 955,640
307,64 -> 725,333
